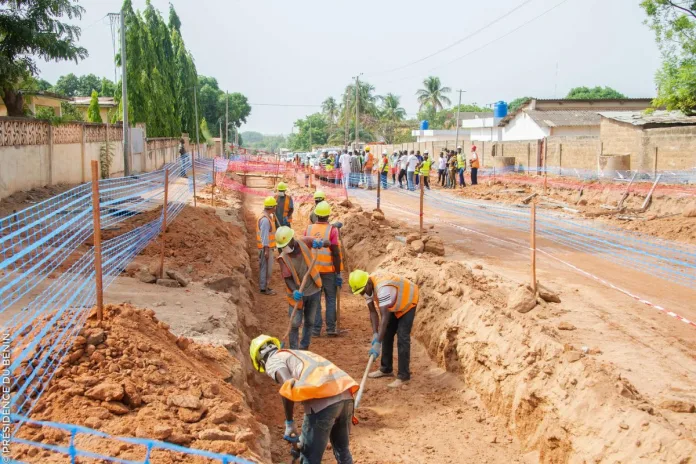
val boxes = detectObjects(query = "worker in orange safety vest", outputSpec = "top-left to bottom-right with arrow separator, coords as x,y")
349,270 -> 419,389
250,334 -> 357,464
256,196 -> 278,296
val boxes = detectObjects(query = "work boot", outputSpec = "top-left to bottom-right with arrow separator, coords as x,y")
387,378 -> 408,388
367,370 -> 393,379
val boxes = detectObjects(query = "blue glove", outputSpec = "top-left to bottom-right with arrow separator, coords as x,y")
292,290 -> 303,302
284,420 -> 299,443
371,333 -> 378,344
368,341 -> 382,358
312,239 -> 323,249
335,274 -> 343,287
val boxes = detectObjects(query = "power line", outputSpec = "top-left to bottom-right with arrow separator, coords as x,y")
365,0 -> 535,78
382,0 -> 573,85
250,103 -> 322,107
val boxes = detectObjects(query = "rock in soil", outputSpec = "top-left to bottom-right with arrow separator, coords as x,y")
137,269 -> 157,284
85,382 -> 124,402
659,399 -> 696,413
424,236 -> 445,256
156,278 -> 181,288
199,428 -> 236,441
538,285 -> 561,303
167,394 -> 202,410
558,321 -> 576,331
405,233 -> 421,244
166,269 -> 191,287
507,285 -> 537,313
682,201 -> 696,218
410,239 -> 425,253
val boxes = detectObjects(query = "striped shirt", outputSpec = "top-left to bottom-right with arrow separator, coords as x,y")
364,286 -> 397,309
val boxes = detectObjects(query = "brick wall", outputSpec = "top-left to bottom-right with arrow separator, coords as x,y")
546,136 -> 601,172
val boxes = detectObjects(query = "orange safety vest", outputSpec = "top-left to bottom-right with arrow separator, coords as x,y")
275,194 -> 293,224
278,239 -> 322,307
256,214 -> 276,249
305,222 -> 344,273
370,272 -> 419,318
278,349 -> 359,402
364,153 -> 374,170
471,154 -> 480,169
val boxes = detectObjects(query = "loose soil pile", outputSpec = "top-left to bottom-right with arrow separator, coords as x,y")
332,198 -> 696,463
12,304 -> 271,463
0,183 -> 75,219
443,179 -> 696,244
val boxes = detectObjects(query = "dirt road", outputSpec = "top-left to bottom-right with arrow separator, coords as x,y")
243,192 -> 525,464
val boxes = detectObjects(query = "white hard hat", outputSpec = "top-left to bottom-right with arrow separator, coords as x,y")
383,149 -> 388,155
457,146 -> 462,149
424,150 -> 429,154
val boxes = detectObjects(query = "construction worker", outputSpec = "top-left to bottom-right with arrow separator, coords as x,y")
308,190 -> 326,224
349,269 -> 419,388
456,146 -> 467,188
257,196 -> 278,296
250,335 -> 357,464
470,144 -> 480,185
379,150 -> 390,189
275,226 -> 326,350
306,201 -> 343,337
416,151 -> 432,190
363,146 -> 374,189
275,182 -> 294,227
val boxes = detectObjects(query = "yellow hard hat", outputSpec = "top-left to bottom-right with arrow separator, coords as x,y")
314,201 -> 331,218
313,190 -> 326,201
349,270 -> 370,295
263,196 -> 277,208
365,146 -> 370,152
277,182 -> 288,192
249,334 -> 281,373
275,226 -> 295,249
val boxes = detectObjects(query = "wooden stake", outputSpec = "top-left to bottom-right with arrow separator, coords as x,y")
419,174 -> 424,236
530,202 -> 537,293
191,153 -> 197,207
211,162 -> 215,207
159,168 -> 170,279
376,171 -> 381,210
543,138 -> 548,195
653,147 -> 658,177
90,160 -> 104,321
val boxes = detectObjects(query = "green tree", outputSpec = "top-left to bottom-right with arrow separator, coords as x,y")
77,74 -> 102,95
290,113 -> 328,151
86,90 -> 102,122
641,0 -> 696,114
53,73 -> 80,97
0,0 -> 87,116
565,86 -> 627,99
200,117 -> 213,143
509,97 -> 533,112
378,93 -> 407,143
416,76 -> 452,112
100,78 -> 116,97
61,101 -> 84,121
35,78 -> 53,91
322,97 -> 338,124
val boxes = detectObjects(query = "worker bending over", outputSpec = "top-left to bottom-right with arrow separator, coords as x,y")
275,182 -> 294,227
256,196 -> 277,296
250,335 -> 356,464
306,201 -> 343,337
308,190 -> 326,224
276,226 -> 327,350
349,270 -> 419,388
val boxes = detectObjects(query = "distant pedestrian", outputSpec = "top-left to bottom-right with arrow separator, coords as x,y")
457,146 -> 466,188
437,152 -> 446,186
391,151 -> 399,185
339,149 -> 351,186
349,150 -> 361,188
470,144 -> 480,185
398,152 -> 407,188
417,151 -> 432,190
406,151 -> 418,191
178,138 -> 188,177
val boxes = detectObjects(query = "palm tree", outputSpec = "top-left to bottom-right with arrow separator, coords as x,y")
416,76 -> 451,112
379,93 -> 406,122
322,97 -> 338,124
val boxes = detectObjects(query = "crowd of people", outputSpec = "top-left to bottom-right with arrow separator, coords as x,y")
307,143 -> 480,191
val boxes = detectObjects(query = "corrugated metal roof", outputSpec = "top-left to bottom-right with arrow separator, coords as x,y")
598,110 -> 696,126
528,110 -> 601,127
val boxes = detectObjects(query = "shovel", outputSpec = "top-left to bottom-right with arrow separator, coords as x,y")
352,354 -> 376,425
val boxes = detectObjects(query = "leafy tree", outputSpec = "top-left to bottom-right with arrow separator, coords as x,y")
200,117 -> 213,144
419,103 -> 488,129
509,97 -> 533,112
61,101 -> 84,121
241,132 -> 288,152
87,90 -> 102,123
35,106 -> 56,119
565,86 -> 627,99
54,73 -> 80,96
35,78 -> 53,91
242,131 -> 264,144
322,97 -> 338,124
0,0 -> 87,116
641,0 -> 696,114
77,74 -> 102,96
100,78 -> 116,97
290,113 -> 328,151
416,76 -> 451,112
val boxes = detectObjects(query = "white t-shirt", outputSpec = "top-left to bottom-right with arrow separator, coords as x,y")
339,153 -> 351,170
438,157 -> 447,169
407,155 -> 418,172
399,156 -> 407,170
364,286 -> 397,309
470,152 -> 479,162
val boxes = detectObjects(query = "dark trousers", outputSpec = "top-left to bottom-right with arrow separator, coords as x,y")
289,292 -> 320,350
438,169 -> 445,185
379,306 -> 416,380
458,168 -> 466,187
301,399 -> 354,464
398,169 -> 407,188
422,175 -> 430,190
471,167 -> 478,185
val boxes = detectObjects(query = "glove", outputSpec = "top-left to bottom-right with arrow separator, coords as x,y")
292,290 -> 303,302
312,239 -> 323,249
335,274 -> 343,287
284,420 -> 299,443
371,333 -> 378,344
368,341 -> 382,359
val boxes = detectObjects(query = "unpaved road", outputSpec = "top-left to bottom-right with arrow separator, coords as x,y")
349,185 -> 696,437
243,192 -> 527,464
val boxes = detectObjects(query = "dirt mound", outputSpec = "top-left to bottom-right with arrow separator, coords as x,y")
334,201 -> 696,463
0,183 -> 75,219
12,304 -> 271,463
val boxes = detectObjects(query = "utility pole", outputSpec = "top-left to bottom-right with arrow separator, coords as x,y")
193,85 -> 200,160
219,120 -> 223,157
309,118 -> 312,152
354,74 -> 362,150
343,93 -> 349,150
120,10 -> 130,176
454,89 -> 465,151
225,91 -> 229,154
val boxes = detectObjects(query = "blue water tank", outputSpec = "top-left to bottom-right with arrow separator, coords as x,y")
420,120 -> 429,130
494,101 -> 508,118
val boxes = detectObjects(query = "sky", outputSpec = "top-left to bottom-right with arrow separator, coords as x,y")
37,0 -> 662,135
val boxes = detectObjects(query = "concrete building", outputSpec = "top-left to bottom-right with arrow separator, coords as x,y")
0,91 -> 70,117
70,96 -> 118,122
497,98 -> 654,141
410,129 -> 458,143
